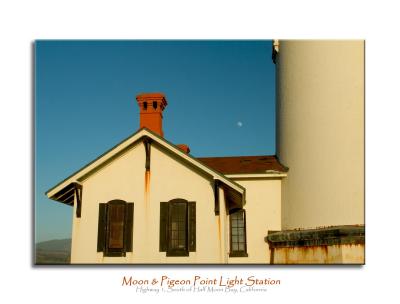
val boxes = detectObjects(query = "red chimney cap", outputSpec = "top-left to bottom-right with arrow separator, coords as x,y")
136,92 -> 167,103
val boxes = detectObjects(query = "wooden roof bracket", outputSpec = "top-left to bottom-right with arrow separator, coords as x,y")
143,136 -> 152,171
217,180 -> 246,214
73,182 -> 83,218
213,179 -> 220,215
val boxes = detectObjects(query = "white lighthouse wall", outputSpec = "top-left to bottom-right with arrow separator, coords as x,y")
276,40 -> 364,229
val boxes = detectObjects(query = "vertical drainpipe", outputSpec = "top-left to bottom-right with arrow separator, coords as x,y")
214,180 -> 222,263
219,186 -> 228,264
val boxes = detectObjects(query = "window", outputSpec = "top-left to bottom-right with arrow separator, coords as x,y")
229,209 -> 248,257
97,200 -> 134,257
159,199 -> 196,256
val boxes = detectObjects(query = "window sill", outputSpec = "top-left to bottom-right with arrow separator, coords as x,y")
229,252 -> 248,258
166,250 -> 189,257
104,251 -> 127,257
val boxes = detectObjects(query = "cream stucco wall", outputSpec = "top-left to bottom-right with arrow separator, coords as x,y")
71,142 -> 226,263
70,141 -> 283,264
276,40 -> 365,229
228,178 -> 282,264
71,143 -> 145,263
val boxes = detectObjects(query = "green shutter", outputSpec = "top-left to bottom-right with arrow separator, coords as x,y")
108,204 -> 125,249
97,203 -> 107,252
159,202 -> 168,252
188,201 -> 196,252
125,203 -> 134,252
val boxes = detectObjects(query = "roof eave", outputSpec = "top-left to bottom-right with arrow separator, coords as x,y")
226,172 -> 288,179
46,128 -> 245,202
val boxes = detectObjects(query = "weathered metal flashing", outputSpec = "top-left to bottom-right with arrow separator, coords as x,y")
265,225 -> 365,248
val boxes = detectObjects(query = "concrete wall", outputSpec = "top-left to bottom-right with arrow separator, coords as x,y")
276,40 -> 365,229
271,244 -> 365,264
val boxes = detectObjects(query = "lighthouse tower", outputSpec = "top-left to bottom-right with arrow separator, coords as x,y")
276,40 -> 364,229
267,40 -> 365,264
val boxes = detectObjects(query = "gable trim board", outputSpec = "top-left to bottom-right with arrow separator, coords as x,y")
46,128 -> 247,209
226,173 -> 287,179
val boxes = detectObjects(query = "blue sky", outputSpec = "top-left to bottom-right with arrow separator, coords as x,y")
35,40 -> 276,243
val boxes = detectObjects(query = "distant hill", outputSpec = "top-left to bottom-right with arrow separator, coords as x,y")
35,238 -> 71,264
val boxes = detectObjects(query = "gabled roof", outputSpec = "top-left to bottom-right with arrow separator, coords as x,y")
197,155 -> 288,175
46,128 -> 246,208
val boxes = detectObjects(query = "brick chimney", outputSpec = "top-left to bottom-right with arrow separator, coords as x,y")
136,93 -> 168,137
177,144 -> 190,154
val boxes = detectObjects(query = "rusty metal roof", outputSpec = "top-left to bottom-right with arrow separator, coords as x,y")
196,155 -> 288,175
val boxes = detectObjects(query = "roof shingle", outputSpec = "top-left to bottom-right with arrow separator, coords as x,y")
196,155 -> 288,175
